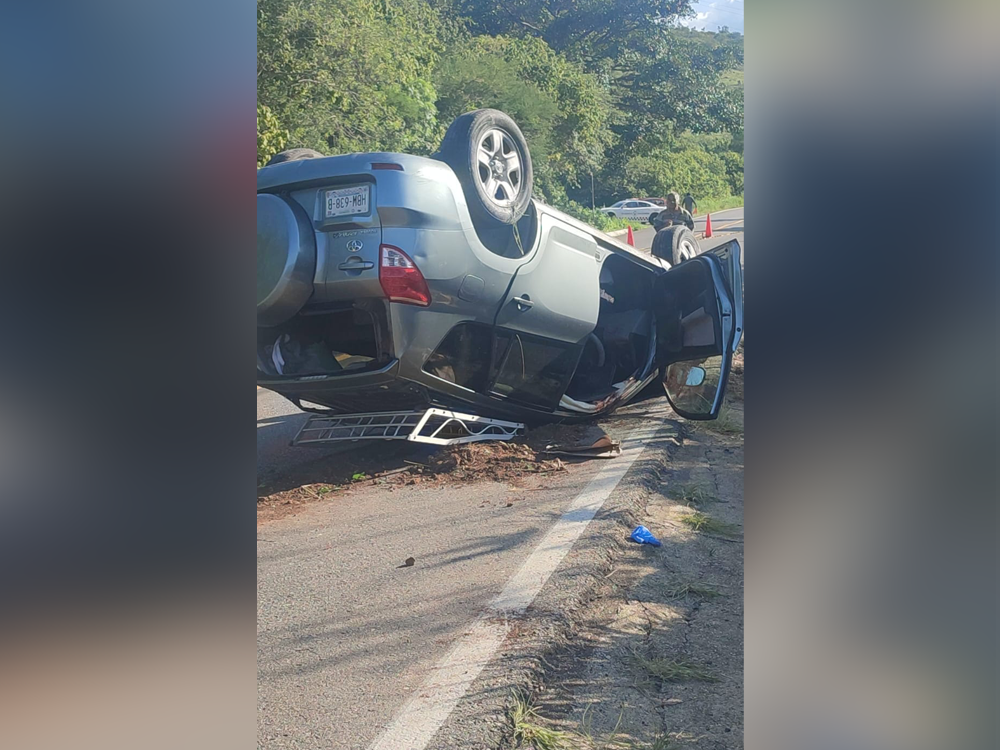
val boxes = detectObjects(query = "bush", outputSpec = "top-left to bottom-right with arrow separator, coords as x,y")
257,104 -> 288,167
625,148 -> 731,201
548,200 -> 630,233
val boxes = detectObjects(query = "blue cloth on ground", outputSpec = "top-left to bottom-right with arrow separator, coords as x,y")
630,525 -> 662,547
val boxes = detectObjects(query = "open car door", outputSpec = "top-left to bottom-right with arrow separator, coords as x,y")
652,239 -> 743,420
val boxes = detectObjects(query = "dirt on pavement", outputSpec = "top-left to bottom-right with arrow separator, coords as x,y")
256,424 -> 603,526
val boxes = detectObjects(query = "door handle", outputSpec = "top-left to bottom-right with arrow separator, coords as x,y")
513,295 -> 533,311
338,260 -> 374,271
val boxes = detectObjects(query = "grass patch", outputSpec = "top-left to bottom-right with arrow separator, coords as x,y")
697,194 -> 743,215
665,581 -> 723,601
509,692 -> 574,750
676,482 -> 716,507
681,511 -> 741,538
628,650 -> 720,683
707,408 -> 743,435
553,201 -> 632,233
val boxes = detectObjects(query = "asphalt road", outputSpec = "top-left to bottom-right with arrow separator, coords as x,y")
257,207 -> 745,749
628,205 -> 745,253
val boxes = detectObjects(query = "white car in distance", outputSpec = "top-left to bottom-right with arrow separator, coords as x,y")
600,199 -> 662,223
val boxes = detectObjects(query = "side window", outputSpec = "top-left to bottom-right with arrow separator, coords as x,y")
490,330 -> 582,410
425,324 -> 583,410
625,202 -> 640,208
423,323 -> 493,392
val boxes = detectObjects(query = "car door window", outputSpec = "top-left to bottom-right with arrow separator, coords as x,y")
423,322 -> 493,391
625,202 -> 640,209
489,330 -> 581,411
663,356 -> 725,417
652,255 -> 737,419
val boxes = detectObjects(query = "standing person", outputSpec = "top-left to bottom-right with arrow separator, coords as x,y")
682,191 -> 697,214
655,192 -> 695,231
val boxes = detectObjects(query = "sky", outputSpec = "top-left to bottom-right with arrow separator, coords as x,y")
680,0 -> 744,33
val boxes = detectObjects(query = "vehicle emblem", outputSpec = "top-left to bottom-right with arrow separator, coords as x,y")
347,240 -> 364,253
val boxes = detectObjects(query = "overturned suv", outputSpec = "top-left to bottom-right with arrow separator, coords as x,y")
258,109 -> 742,425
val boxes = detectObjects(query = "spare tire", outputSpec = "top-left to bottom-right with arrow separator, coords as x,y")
257,194 -> 316,327
265,148 -> 325,166
651,226 -> 700,266
437,109 -> 533,228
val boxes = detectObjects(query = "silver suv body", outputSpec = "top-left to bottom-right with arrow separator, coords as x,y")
258,137 -> 742,425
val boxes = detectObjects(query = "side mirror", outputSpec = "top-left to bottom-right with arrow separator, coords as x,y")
663,356 -> 725,419
684,366 -> 707,387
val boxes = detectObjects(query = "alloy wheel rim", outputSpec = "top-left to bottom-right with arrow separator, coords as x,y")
476,129 -> 522,208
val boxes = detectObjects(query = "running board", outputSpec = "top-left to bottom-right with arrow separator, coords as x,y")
292,409 -> 525,446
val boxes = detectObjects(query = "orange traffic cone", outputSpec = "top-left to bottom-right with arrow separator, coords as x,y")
627,225 -> 635,246
704,213 -> 713,238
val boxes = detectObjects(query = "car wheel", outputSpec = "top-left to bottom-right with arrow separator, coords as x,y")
257,194 -> 316,327
437,109 -> 533,228
265,148 -> 325,166
651,226 -> 701,266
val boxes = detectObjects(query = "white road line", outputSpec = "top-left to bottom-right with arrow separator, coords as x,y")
367,421 -> 665,750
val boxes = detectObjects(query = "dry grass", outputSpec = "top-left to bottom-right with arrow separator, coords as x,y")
708,407 -> 743,435
509,692 -> 575,750
628,649 -> 720,684
676,483 -> 716,507
681,511 -> 742,538
664,581 -> 724,601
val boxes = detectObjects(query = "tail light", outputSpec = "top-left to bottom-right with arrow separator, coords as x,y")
379,245 -> 431,307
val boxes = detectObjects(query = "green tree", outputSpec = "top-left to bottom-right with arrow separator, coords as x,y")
257,103 -> 289,167
257,0 -> 444,155
721,150 -> 744,194
436,35 -> 614,196
624,147 -> 731,200
257,0 -> 743,217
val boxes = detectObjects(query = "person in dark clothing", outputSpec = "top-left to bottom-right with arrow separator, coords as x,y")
652,192 -> 695,232
682,192 -> 697,214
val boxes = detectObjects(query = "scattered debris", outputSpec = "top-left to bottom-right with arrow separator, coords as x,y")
420,442 -> 565,482
630,525 -> 663,547
259,422 -> 615,525
540,424 -> 622,460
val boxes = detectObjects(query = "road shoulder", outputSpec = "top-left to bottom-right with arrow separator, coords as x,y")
490,361 -> 745,749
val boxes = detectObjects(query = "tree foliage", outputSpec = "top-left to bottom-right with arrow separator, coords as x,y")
257,0 -> 744,206
257,103 -> 289,166
257,0 -> 443,155
625,148 -> 731,200
436,35 -> 614,199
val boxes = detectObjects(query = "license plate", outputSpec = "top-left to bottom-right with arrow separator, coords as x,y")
325,185 -> 370,219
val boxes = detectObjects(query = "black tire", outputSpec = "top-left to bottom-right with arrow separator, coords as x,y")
651,226 -> 700,266
257,194 -> 316,327
437,109 -> 533,228
605,212 -> 616,219
266,148 -> 325,166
